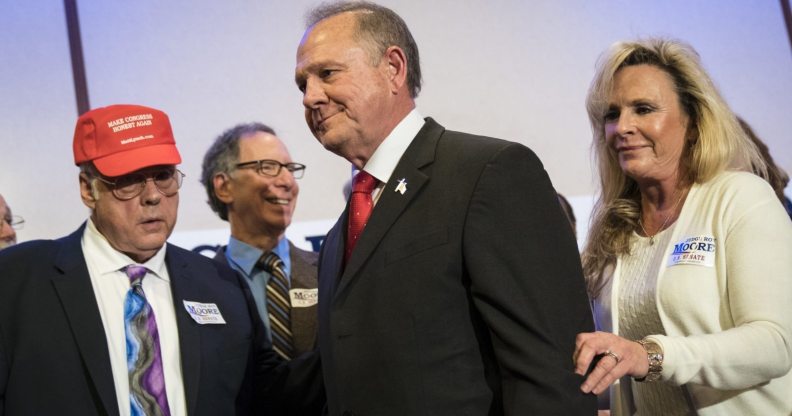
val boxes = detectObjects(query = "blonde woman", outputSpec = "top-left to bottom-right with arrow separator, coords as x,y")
573,38 -> 792,415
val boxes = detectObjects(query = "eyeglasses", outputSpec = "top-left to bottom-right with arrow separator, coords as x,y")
95,169 -> 185,201
234,159 -> 306,179
2,214 -> 24,230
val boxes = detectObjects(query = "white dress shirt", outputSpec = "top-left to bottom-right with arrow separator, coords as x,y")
362,108 -> 425,204
82,218 -> 186,416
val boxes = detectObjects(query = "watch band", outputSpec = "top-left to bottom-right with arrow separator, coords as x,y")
635,339 -> 663,382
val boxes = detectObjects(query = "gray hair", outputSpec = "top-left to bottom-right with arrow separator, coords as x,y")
306,1 -> 422,98
79,162 -> 102,201
200,123 -> 276,221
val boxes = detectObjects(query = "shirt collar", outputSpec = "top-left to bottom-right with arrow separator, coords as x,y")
226,236 -> 291,278
83,217 -> 169,281
363,108 -> 424,184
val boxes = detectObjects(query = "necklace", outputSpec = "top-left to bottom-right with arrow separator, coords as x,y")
638,189 -> 686,245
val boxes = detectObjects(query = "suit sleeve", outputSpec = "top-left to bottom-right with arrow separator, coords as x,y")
0,318 -> 6,416
463,143 -> 596,414
235,267 -> 325,415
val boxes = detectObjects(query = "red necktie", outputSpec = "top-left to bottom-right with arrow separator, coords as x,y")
346,171 -> 378,262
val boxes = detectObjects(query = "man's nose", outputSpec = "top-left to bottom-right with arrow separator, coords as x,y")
302,78 -> 327,109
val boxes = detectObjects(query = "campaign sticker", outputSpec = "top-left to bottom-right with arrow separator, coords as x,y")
289,289 -> 318,308
668,235 -> 716,267
183,301 -> 226,324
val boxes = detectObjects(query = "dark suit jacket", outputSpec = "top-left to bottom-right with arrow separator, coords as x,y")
317,118 -> 597,415
214,241 -> 319,356
0,224 -> 286,416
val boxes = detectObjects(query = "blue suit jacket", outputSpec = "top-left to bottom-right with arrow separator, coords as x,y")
0,224 -> 286,416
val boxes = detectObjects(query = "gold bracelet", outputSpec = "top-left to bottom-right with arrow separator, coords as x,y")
635,339 -> 663,382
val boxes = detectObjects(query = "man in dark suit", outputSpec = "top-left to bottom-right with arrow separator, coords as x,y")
0,104 -> 287,415
0,193 -> 18,249
294,2 -> 597,415
201,123 -> 319,359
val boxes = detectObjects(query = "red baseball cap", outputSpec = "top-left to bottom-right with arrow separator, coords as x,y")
73,104 -> 182,177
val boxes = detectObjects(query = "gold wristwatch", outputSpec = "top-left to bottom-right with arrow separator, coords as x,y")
635,339 -> 663,382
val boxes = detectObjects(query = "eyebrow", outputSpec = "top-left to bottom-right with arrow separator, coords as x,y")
295,59 -> 343,85
607,98 -> 655,108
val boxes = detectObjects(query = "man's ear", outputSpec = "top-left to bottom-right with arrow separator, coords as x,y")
79,173 -> 97,209
384,46 -> 408,94
213,173 -> 234,204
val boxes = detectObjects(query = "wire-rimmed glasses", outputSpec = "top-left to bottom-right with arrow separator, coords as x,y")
95,168 -> 185,201
2,214 -> 24,230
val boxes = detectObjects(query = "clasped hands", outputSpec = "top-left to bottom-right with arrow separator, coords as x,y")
574,331 -> 650,394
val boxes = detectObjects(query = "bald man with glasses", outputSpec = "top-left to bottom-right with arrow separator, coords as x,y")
201,122 -> 324,416
201,123 -> 320,361
0,193 -> 22,249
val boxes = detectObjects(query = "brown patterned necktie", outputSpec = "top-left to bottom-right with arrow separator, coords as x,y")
258,252 -> 294,360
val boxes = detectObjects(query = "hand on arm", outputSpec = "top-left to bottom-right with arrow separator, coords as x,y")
574,331 -> 649,394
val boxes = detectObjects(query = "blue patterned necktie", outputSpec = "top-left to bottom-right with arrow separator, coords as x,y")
258,252 -> 294,360
124,265 -> 171,416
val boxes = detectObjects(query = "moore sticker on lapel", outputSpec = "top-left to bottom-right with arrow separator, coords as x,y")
290,288 -> 318,308
183,300 -> 227,324
668,235 -> 716,267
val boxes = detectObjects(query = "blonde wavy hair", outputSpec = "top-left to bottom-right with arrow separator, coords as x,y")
582,38 -> 767,298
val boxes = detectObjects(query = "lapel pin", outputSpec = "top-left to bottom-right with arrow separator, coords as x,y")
395,178 -> 408,195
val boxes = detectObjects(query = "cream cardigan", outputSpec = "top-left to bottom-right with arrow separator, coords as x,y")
594,171 -> 792,415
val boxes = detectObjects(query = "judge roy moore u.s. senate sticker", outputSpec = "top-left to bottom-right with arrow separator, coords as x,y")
668,235 -> 716,267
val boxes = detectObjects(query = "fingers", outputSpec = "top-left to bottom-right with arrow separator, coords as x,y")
574,332 -> 637,394
573,331 -> 612,375
580,348 -> 625,394
582,354 -> 623,394
573,345 -> 598,376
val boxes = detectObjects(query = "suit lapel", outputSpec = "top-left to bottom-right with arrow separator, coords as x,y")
288,242 -> 319,289
318,217 -> 345,311
166,246 -> 202,416
336,118 -> 443,296
51,226 -> 120,416
288,242 -> 320,353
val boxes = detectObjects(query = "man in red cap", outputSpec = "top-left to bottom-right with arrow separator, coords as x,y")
0,104 -> 317,415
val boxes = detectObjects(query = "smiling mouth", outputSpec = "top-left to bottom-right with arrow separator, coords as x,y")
314,114 -> 331,130
267,198 -> 290,205
617,145 -> 647,152
314,108 -> 344,131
